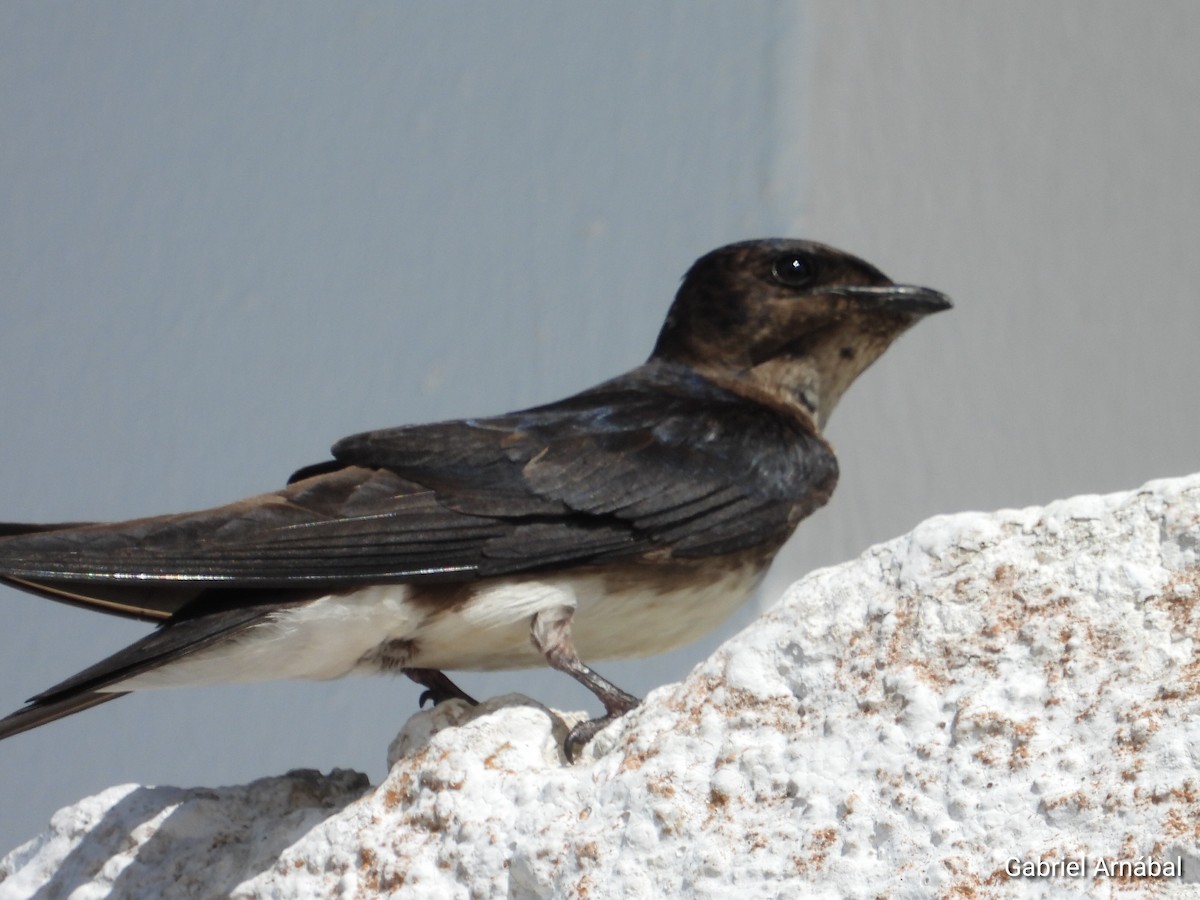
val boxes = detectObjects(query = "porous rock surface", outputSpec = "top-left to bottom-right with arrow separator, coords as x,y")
2,474 -> 1198,898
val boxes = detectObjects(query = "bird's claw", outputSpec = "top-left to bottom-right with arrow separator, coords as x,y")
564,715 -> 618,763
404,668 -> 479,708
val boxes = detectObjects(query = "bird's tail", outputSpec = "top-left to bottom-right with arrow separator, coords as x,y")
0,521 -> 95,538
0,690 -> 125,741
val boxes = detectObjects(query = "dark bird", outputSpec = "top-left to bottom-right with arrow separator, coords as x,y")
0,239 -> 950,757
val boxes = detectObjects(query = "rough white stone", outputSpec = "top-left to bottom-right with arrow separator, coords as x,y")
2,474 -> 1198,899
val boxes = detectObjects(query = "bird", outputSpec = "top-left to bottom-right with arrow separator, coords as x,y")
0,239 -> 950,759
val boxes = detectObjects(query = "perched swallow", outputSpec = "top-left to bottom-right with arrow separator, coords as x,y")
0,239 -> 950,757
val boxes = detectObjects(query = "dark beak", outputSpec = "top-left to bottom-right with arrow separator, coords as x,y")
833,284 -> 953,315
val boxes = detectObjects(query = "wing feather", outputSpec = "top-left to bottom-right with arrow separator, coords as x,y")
0,362 -> 837,613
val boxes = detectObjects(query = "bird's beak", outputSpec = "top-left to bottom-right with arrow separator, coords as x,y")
832,284 -> 953,315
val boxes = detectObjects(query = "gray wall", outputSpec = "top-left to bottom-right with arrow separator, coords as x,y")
2,2 -> 1197,853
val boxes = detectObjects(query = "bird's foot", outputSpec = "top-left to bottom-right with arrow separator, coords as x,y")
563,682 -> 640,761
403,668 -> 479,708
564,704 -> 638,763
529,605 -> 641,762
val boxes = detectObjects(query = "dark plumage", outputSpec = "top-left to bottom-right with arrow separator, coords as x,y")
0,239 -> 950,757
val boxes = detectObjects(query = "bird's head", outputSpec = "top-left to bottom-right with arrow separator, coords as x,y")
651,239 -> 952,428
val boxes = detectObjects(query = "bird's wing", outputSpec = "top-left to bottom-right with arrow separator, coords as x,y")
0,365 -> 837,620
0,466 -> 510,619
330,365 -> 838,561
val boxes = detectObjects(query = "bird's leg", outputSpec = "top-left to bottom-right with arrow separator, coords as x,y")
403,668 -> 479,708
530,606 -> 640,761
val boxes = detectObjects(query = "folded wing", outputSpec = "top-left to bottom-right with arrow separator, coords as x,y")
0,363 -> 837,620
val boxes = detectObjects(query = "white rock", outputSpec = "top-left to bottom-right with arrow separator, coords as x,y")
3,474 -> 1199,898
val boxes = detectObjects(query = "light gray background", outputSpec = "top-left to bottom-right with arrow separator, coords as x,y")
2,2 -> 1197,853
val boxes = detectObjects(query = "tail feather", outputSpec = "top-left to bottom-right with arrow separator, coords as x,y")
0,691 -> 125,741
0,521 -> 95,538
0,601 -> 295,741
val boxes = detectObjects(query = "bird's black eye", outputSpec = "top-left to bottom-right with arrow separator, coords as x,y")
771,253 -> 814,288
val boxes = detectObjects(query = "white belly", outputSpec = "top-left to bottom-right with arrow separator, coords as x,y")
410,561 -> 766,670
109,561 -> 767,692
